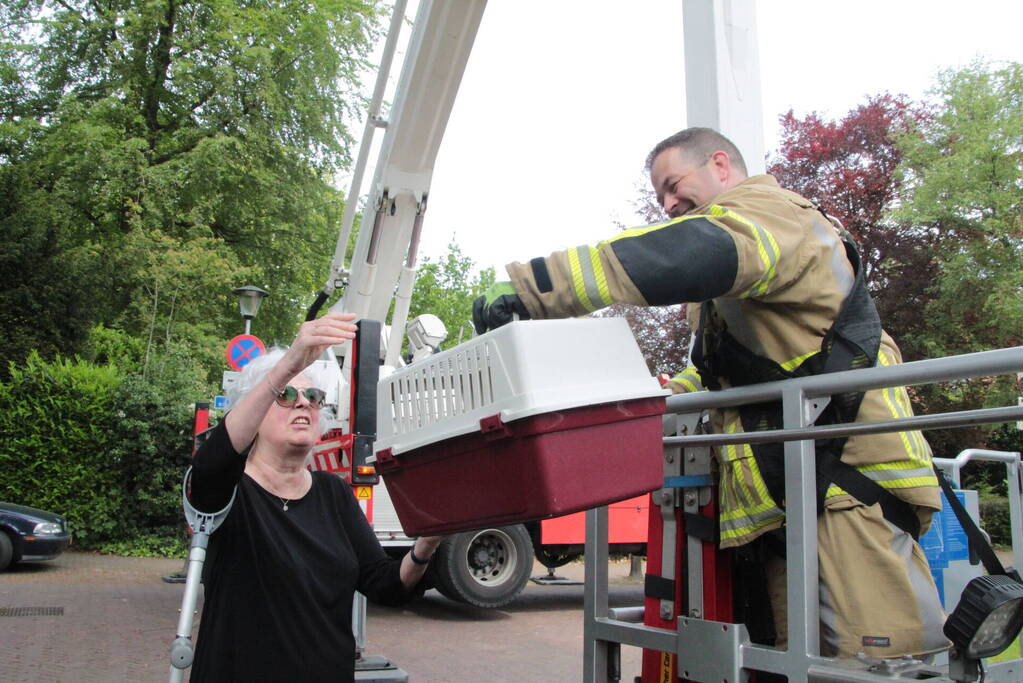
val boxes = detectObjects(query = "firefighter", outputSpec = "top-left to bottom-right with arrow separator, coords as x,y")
472,127 -> 947,659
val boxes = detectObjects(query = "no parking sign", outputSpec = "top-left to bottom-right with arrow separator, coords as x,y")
225,334 -> 266,371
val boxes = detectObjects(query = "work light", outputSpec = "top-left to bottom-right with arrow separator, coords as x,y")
944,574 -> 1023,659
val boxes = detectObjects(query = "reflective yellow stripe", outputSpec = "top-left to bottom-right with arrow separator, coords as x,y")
719,422 -> 756,509
743,440 -> 779,509
671,367 -> 703,393
716,420 -> 786,542
720,477 -> 784,542
780,350 -> 817,372
825,472 -> 938,499
721,511 -> 784,542
566,245 -> 612,312
673,375 -> 701,393
566,247 -> 596,311
709,204 -> 779,298
824,484 -> 847,498
856,461 -> 937,486
604,215 -> 706,243
877,350 -> 932,463
588,247 -> 613,307
820,350 -> 935,499
718,420 -> 747,463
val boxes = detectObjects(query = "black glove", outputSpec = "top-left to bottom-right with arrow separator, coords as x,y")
471,281 -> 531,334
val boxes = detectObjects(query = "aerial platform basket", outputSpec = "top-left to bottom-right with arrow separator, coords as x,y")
371,318 -> 668,536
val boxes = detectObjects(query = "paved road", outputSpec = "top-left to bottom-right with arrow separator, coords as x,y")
0,551 -> 646,682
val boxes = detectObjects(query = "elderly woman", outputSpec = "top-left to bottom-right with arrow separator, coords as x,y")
187,311 -> 441,683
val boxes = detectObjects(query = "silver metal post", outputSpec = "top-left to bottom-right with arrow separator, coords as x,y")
783,384 -> 820,664
583,505 -> 610,682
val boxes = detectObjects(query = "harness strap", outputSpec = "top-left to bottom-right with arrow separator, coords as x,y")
933,465 -> 1012,577
819,458 -> 921,539
692,233 -> 921,537
644,574 -> 675,601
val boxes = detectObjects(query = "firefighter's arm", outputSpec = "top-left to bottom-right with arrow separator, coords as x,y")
666,365 -> 704,394
506,213 -> 740,321
474,204 -> 803,332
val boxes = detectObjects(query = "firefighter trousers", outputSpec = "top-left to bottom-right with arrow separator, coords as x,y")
765,499 -> 949,659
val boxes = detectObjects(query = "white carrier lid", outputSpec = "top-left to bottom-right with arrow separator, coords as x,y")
373,317 -> 668,457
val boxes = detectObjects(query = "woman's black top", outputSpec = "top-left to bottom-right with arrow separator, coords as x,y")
187,422 -> 417,682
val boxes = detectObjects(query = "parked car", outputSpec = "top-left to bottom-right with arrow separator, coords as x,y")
0,502 -> 71,571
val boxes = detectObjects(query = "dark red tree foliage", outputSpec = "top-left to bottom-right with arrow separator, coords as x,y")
767,95 -> 937,359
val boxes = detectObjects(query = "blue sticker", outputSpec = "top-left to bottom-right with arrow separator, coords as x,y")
920,515 -> 948,569
942,491 -> 970,562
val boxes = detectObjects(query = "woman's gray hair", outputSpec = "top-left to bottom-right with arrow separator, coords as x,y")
226,347 -> 333,434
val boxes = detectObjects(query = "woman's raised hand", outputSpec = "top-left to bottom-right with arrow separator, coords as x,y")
279,312 -> 358,377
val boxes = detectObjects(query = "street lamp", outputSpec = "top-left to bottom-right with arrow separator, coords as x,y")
233,286 -> 269,335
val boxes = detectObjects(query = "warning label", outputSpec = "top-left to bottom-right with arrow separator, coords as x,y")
356,486 -> 372,500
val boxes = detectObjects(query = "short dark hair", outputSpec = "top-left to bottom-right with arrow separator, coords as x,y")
645,127 -> 748,176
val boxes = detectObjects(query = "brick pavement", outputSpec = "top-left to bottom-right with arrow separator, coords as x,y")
4,549 -> 1018,682
0,551 -> 187,682
0,551 -> 647,682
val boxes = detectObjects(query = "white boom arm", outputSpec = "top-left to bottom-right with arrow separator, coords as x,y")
327,0 -> 487,369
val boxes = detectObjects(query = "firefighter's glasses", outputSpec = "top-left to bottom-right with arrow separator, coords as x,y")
275,386 -> 327,409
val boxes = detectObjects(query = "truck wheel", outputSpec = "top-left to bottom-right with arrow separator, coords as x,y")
0,532 -> 12,572
432,524 -> 532,608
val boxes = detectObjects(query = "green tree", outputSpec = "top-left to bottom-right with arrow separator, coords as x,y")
890,62 -> 1023,457
0,0 -> 382,371
407,240 -> 496,351
894,61 -> 1023,359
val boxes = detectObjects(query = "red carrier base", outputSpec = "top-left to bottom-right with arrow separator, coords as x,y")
374,397 -> 666,537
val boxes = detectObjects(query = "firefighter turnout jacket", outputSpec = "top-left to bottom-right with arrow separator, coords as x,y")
506,174 -> 940,548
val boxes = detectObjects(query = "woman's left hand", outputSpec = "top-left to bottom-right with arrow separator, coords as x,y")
415,536 -> 443,558
275,311 -> 359,380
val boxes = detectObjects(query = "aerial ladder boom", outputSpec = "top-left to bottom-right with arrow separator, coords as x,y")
324,0 -> 487,369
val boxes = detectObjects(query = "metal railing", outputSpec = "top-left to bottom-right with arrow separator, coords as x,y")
584,346 -> 1023,683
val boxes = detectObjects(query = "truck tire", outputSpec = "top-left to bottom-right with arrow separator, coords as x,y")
432,524 -> 532,608
0,531 -> 13,572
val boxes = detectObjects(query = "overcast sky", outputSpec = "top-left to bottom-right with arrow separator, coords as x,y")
349,1 -> 1023,276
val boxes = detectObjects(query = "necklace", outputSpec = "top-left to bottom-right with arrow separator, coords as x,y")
262,480 -> 292,511
253,462 -> 303,511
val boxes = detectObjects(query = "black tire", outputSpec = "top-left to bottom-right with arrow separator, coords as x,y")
432,524 -> 533,608
0,531 -> 13,572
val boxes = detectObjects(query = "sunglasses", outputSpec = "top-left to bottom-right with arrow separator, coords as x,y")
274,386 -> 327,409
